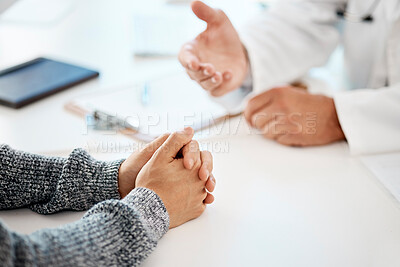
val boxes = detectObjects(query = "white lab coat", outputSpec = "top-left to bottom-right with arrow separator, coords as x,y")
234,0 -> 400,155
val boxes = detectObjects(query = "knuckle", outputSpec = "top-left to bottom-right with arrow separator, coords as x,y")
190,140 -> 200,149
170,132 -> 185,145
170,132 -> 180,140
270,87 -> 287,99
252,112 -> 265,127
276,99 -> 288,110
247,96 -> 258,107
203,150 -> 212,160
152,149 -> 163,161
270,87 -> 282,95
181,144 -> 189,155
202,62 -> 211,69
160,133 -> 170,140
194,158 -> 202,169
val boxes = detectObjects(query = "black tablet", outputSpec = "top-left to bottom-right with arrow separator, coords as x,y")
0,58 -> 99,109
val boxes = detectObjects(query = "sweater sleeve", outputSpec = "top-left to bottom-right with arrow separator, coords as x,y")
0,187 -> 170,267
0,144 -> 123,214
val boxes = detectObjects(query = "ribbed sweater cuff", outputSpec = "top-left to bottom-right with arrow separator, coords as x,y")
93,159 -> 124,202
121,188 -> 170,240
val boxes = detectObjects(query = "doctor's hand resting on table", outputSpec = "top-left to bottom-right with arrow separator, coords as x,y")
180,0 -> 400,154
0,127 -> 216,266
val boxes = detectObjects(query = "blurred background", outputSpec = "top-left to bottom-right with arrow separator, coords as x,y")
0,0 -> 273,152
0,0 -> 343,153
0,0 -> 265,85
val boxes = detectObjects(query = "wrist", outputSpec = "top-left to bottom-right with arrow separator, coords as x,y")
121,187 -> 170,239
327,97 -> 346,141
118,160 -> 138,198
86,157 -> 124,202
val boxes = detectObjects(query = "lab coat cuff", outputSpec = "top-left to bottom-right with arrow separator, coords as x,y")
333,87 -> 400,155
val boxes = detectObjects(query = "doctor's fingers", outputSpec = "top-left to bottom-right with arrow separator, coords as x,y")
276,134 -> 306,147
244,90 -> 278,126
179,43 -> 201,71
252,113 -> 273,130
186,63 -> 217,83
262,118 -> 298,141
199,72 -> 223,91
250,105 -> 287,130
207,71 -> 235,97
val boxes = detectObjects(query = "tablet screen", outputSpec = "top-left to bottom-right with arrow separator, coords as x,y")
0,58 -> 99,108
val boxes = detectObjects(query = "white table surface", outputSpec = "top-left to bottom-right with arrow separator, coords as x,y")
1,1 -> 400,267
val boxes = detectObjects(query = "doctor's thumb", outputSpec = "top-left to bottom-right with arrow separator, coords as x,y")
191,1 -> 223,24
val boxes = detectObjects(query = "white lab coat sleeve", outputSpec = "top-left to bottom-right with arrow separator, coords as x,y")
239,0 -> 343,93
334,84 -> 400,155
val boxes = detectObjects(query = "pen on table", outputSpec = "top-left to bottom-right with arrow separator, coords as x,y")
86,110 -> 139,132
141,81 -> 150,106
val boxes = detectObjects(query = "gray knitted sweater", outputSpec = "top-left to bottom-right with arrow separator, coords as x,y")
0,144 -> 170,266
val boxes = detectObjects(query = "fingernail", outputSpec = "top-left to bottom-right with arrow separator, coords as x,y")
224,72 -> 231,80
204,69 -> 210,76
211,77 -> 217,83
188,61 -> 193,69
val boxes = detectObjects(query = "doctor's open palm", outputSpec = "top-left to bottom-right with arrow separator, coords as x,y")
179,1 -> 248,97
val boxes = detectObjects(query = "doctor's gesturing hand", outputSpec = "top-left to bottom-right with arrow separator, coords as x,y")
178,1 -> 248,97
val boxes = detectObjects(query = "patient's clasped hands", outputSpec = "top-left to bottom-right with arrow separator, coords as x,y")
118,127 -> 216,228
